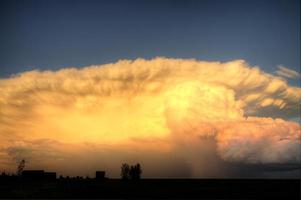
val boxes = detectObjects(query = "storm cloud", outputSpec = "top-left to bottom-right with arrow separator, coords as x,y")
0,58 -> 300,177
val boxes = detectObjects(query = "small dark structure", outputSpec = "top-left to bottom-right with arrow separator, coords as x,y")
95,171 -> 105,180
22,170 -> 56,181
44,172 -> 56,180
22,170 -> 44,180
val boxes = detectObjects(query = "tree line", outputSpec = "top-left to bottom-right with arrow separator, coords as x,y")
1,160 -> 143,180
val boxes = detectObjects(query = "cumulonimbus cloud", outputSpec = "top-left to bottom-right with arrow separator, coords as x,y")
0,57 -> 300,177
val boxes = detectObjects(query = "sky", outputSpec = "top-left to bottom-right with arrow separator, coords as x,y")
0,0 -> 300,86
0,0 -> 300,178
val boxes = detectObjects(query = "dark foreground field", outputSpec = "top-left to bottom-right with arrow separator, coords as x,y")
0,178 -> 300,199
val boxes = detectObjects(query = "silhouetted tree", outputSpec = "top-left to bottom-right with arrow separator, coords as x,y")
121,163 -> 130,179
121,163 -> 142,180
129,163 -> 142,180
17,159 -> 25,176
136,163 -> 142,179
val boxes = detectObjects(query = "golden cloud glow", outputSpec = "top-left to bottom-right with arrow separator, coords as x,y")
0,57 -> 300,177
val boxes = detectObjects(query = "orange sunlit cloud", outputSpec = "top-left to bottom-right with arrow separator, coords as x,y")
0,57 -> 300,177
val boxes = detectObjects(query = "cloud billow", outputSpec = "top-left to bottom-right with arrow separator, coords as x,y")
276,65 -> 301,79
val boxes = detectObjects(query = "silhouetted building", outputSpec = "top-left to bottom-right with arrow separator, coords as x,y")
44,172 -> 56,180
22,170 -> 56,181
95,171 -> 105,180
22,170 -> 44,180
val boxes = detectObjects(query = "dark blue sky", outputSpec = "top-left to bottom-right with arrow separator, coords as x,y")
0,0 -> 300,85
